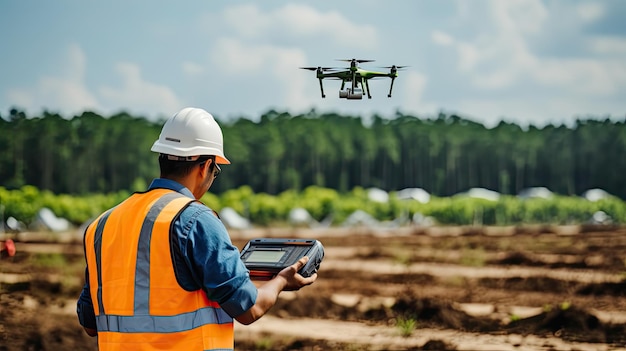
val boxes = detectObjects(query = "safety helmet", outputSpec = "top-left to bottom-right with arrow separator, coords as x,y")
151,107 -> 231,164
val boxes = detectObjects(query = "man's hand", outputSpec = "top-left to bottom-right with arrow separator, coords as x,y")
235,256 -> 318,325
275,256 -> 317,291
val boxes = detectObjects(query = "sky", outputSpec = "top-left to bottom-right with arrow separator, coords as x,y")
1,0 -> 625,128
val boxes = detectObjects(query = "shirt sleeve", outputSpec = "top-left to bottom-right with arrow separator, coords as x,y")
176,204 -> 257,318
76,268 -> 97,330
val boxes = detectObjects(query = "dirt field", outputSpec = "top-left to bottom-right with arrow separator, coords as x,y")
1,224 -> 626,350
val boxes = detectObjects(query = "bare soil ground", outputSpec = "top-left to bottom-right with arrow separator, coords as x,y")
1,224 -> 626,350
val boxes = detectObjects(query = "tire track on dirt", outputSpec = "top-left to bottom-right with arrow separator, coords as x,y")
235,315 -> 624,351
322,258 -> 624,284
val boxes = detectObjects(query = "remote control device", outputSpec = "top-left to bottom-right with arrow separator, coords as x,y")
240,238 -> 324,279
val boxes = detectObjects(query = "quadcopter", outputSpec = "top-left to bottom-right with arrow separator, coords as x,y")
300,58 -> 407,99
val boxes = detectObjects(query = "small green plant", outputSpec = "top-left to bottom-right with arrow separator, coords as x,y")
509,314 -> 521,322
254,336 -> 273,350
31,253 -> 67,268
396,316 -> 418,337
560,301 -> 571,310
393,252 -> 411,267
459,247 -> 486,267
442,276 -> 466,287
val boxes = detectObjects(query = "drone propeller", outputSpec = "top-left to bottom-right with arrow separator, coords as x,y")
336,58 -> 375,63
381,65 -> 409,70
300,66 -> 337,71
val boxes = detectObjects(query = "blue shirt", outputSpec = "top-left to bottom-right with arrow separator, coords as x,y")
76,179 -> 257,329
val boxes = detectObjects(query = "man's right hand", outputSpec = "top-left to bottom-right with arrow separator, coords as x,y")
235,256 -> 318,325
276,256 -> 317,291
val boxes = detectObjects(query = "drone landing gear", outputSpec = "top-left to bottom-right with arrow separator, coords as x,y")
364,79 -> 372,99
318,78 -> 326,98
388,77 -> 396,98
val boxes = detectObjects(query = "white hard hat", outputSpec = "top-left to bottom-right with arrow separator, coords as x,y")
151,107 -> 231,164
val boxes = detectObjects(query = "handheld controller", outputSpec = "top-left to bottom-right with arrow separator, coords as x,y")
240,238 -> 324,279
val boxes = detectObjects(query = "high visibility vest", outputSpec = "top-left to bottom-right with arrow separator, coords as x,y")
84,189 -> 234,351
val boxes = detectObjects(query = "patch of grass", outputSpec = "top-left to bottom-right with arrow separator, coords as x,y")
254,336 -> 274,351
459,247 -> 486,267
392,251 -> 411,267
30,253 -> 67,268
442,275 -> 466,287
396,316 -> 418,337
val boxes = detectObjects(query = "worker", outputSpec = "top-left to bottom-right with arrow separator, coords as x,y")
76,107 -> 317,350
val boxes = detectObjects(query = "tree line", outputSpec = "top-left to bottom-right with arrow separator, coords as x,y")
1,108 -> 625,200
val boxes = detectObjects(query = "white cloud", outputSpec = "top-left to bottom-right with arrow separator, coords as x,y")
5,89 -> 34,110
221,4 -> 269,38
491,0 -> 548,34
210,38 -> 267,74
576,2 -> 605,22
6,45 -> 185,119
273,51 -> 312,111
218,3 -> 379,49
420,0 -> 626,126
401,71 -> 436,115
532,58 -> 624,96
99,62 -> 182,117
63,44 -> 88,83
276,4 -> 378,48
456,42 -> 480,72
38,75 -> 100,112
209,38 -> 311,111
434,0 -> 626,98
431,30 -> 454,46
5,43 -> 100,115
458,93 -> 621,129
430,1 -> 545,90
182,61 -> 205,76
588,37 -> 626,56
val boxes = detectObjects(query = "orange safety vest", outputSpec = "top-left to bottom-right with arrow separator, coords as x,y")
84,189 -> 234,351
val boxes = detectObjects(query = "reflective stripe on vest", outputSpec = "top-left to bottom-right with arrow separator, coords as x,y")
84,189 -> 234,351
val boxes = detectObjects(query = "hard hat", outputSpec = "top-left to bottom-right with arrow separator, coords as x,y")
151,107 -> 230,164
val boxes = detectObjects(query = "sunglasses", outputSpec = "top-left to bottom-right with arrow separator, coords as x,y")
213,164 -> 221,178
199,159 -> 221,179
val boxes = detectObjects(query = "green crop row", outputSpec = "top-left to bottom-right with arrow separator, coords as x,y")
1,185 -> 625,228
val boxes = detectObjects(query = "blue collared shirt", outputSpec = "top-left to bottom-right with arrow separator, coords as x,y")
77,179 -> 257,329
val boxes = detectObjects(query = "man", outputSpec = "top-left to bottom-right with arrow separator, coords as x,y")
76,107 -> 317,350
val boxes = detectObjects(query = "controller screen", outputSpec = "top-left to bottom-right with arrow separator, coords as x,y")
247,250 -> 286,263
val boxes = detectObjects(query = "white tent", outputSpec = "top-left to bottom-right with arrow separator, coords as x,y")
33,208 -> 71,232
518,187 -> 553,199
456,188 -> 501,201
367,188 -> 389,203
582,188 -> 612,202
342,210 -> 379,227
288,208 -> 317,227
396,188 -> 431,203
219,207 -> 251,229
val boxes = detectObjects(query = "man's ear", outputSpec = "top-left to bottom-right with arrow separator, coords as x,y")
199,159 -> 212,177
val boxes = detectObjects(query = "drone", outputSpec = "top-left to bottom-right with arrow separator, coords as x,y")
300,59 -> 408,99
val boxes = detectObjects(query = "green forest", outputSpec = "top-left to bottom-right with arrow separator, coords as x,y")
1,108 -> 624,200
